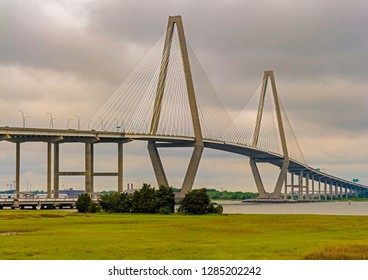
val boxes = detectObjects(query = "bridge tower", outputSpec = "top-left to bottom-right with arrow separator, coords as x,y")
148,15 -> 203,199
250,71 -> 290,199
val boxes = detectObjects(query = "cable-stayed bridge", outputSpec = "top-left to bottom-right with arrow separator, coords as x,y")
0,16 -> 366,202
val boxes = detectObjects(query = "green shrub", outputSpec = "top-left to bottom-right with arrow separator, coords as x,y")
75,193 -> 93,213
88,202 -> 98,213
178,188 -> 221,215
158,206 -> 172,215
156,185 -> 175,214
208,203 -> 223,214
98,184 -> 176,214
131,183 -> 157,213
99,192 -> 132,213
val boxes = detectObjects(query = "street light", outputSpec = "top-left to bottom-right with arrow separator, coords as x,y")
67,119 -> 73,129
18,110 -> 30,128
98,117 -> 105,131
115,118 -> 124,132
46,112 -> 56,129
74,114 -> 80,130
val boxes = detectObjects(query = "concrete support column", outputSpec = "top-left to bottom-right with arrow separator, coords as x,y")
54,143 -> 59,199
180,143 -> 204,197
329,183 -> 333,200
324,181 -> 327,200
318,178 -> 321,200
249,158 -> 267,198
47,142 -> 52,199
148,141 -> 169,188
85,143 -> 94,195
291,173 -> 294,200
118,142 -> 123,193
306,173 -> 310,200
335,184 -> 339,199
340,185 -> 343,198
284,172 -> 288,199
311,175 -> 315,200
335,183 -> 340,199
345,186 -> 348,199
335,184 -> 338,199
298,171 -> 303,200
16,142 -> 20,199
91,144 -> 94,191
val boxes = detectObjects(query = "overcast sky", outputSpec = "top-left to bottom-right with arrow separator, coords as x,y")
0,0 -> 367,192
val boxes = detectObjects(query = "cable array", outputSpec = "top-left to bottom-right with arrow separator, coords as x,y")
85,24 -> 307,164
86,23 -> 236,140
155,26 -> 193,137
223,78 -> 281,153
223,75 -> 307,164
85,33 -> 165,133
279,101 -> 307,164
256,81 -> 282,154
223,83 -> 262,145
187,44 -> 235,141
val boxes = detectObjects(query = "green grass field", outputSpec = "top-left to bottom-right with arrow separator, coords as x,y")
0,210 -> 368,260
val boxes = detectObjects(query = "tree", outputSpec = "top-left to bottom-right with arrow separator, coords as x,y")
88,201 -> 98,213
178,188 -> 222,215
75,193 -> 93,213
115,192 -> 132,213
99,192 -> 132,213
208,202 -> 223,214
97,184 -> 176,214
156,185 -> 175,214
131,183 -> 157,213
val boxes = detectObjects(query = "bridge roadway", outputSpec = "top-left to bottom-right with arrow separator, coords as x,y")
0,198 -> 77,210
0,126 -> 366,200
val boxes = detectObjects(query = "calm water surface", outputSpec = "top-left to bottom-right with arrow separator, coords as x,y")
218,201 -> 368,215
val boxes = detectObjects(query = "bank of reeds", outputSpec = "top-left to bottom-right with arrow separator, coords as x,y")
0,211 -> 367,260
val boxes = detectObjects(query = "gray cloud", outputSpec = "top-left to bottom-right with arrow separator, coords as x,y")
0,0 -> 367,191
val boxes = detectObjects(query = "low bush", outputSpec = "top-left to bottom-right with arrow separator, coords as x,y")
99,192 -> 132,213
98,184 -> 175,214
178,188 -> 223,215
76,193 -> 95,213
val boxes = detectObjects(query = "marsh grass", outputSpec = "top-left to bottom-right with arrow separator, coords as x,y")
304,245 -> 368,260
0,211 -> 368,259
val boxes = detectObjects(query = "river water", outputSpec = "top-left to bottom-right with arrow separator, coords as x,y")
218,201 -> 368,215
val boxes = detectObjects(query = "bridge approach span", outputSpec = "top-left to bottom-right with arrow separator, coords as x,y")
0,127 -> 366,200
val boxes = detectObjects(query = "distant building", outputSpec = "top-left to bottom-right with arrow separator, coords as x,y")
123,183 -> 136,194
59,188 -> 84,198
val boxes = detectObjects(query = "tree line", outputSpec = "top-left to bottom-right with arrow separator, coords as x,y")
76,184 -> 223,215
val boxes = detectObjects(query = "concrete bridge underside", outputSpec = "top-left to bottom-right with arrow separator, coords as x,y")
0,127 -> 366,201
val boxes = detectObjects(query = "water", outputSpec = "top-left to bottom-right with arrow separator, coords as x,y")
218,201 -> 368,215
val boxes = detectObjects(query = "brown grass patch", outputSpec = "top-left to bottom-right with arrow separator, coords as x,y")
304,245 -> 368,260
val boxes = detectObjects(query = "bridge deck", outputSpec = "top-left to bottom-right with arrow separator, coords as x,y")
0,198 -> 77,209
0,126 -> 366,194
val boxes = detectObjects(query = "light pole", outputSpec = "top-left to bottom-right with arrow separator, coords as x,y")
74,114 -> 80,130
115,118 -> 123,132
18,110 -> 30,128
67,119 -> 73,129
98,117 -> 105,131
46,112 -> 56,129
